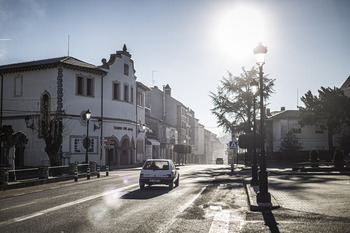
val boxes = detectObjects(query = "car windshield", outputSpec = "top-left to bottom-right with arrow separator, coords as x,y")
143,161 -> 169,170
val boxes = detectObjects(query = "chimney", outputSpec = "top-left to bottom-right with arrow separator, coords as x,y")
281,107 -> 286,111
164,84 -> 171,96
266,108 -> 271,116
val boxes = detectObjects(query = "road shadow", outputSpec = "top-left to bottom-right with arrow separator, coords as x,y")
120,186 -> 173,200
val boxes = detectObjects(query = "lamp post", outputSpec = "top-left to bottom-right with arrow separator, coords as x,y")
250,79 -> 259,186
253,42 -> 271,203
85,109 -> 91,163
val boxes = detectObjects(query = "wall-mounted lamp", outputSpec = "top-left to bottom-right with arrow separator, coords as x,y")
24,116 -> 34,129
138,123 -> 147,133
94,118 -> 102,131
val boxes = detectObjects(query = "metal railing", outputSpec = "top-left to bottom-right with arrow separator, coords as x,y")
7,163 -> 91,182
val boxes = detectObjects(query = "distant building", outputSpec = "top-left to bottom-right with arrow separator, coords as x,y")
341,76 -> 350,97
145,84 -> 223,164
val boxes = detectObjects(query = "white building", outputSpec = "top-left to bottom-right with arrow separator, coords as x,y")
341,76 -> 350,97
266,109 -> 330,153
0,45 -> 149,168
145,84 -> 215,164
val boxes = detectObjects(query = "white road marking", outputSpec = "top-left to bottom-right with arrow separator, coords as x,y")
1,193 -> 78,211
208,208 -> 246,233
0,183 -> 138,227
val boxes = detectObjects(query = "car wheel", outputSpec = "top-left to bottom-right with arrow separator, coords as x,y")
140,183 -> 145,189
169,182 -> 174,189
175,176 -> 179,187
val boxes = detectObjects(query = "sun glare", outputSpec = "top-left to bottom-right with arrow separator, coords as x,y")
217,6 -> 265,61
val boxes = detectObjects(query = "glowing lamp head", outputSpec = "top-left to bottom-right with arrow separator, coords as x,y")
250,80 -> 259,95
85,109 -> 91,120
253,42 -> 267,66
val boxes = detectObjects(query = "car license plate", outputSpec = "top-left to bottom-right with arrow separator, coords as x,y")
150,179 -> 160,183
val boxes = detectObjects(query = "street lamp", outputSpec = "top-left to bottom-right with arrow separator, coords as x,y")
253,42 -> 271,203
85,109 -> 91,163
250,79 -> 259,186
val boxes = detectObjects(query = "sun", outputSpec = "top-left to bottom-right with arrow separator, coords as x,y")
217,6 -> 265,61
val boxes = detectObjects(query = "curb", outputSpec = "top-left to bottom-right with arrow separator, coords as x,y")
244,183 -> 280,211
269,170 -> 350,176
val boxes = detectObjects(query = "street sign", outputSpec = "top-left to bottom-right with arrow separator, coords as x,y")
229,141 -> 238,149
103,140 -> 115,145
83,137 -> 91,149
102,136 -> 115,145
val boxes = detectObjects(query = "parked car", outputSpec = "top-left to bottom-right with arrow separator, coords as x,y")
139,159 -> 180,189
216,158 -> 224,164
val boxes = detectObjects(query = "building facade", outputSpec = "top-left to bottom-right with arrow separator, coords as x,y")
0,45 -> 149,168
265,107 -> 345,160
145,84 -> 223,164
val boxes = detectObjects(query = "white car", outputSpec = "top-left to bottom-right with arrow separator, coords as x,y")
139,159 -> 180,189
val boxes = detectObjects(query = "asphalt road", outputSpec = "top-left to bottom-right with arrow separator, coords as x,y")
1,164 -> 350,233
0,165 -> 232,233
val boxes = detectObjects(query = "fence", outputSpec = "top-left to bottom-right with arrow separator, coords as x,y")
4,163 -> 96,183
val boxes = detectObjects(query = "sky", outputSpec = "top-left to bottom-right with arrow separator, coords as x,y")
0,0 -> 349,136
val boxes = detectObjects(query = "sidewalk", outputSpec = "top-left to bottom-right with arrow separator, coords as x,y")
217,165 -> 280,211
220,163 -> 350,212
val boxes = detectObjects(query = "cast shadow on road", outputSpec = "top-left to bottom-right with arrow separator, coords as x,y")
261,209 -> 280,233
120,186 -> 175,200
180,166 -> 231,180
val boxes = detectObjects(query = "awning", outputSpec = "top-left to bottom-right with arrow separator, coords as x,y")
147,139 -> 160,146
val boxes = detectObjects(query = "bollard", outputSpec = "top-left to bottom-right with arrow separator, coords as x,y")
106,166 -> 109,176
97,166 -> 100,178
87,167 -> 90,180
74,169 -> 78,182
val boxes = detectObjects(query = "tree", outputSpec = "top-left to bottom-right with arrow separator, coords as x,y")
210,66 -> 275,134
279,130 -> 303,161
173,144 -> 191,165
42,115 -> 63,166
299,87 -> 350,158
25,110 -> 66,167
0,125 -> 28,166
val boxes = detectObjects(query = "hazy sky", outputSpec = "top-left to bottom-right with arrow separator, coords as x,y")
1,0 -> 349,135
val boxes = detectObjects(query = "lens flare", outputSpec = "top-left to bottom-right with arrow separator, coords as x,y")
102,188 -> 123,209
123,177 -> 129,184
88,204 -> 109,227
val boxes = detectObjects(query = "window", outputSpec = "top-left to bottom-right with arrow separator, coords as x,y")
130,87 -> 134,104
124,84 -> 129,102
292,124 -> 301,134
124,64 -> 129,76
14,74 -> 23,97
113,82 -> 120,100
137,91 -> 144,107
143,161 -> 169,170
86,78 -> 93,96
76,76 -> 94,97
77,77 -> 84,95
